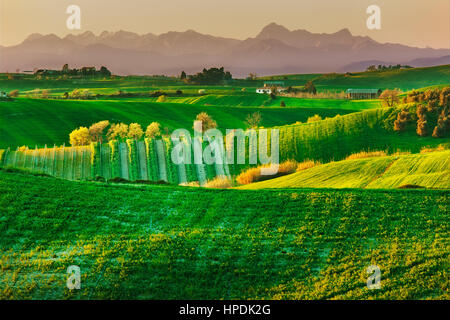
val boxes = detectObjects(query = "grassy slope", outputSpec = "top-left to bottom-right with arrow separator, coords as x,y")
0,77 -> 182,93
0,98 -> 355,148
239,150 -> 450,190
155,94 -> 380,109
366,151 -> 450,188
274,107 -> 447,164
0,170 -> 448,299
267,65 -> 450,91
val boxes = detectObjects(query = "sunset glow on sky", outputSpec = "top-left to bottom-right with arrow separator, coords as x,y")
1,0 -> 449,48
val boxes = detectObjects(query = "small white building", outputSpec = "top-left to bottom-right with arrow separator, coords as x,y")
256,88 -> 272,94
256,86 -> 287,94
0,91 -> 7,98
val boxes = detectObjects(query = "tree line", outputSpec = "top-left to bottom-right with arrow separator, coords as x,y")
392,87 -> 450,138
180,67 -> 232,85
366,64 -> 412,72
68,113 -> 221,146
34,64 -> 111,78
69,121 -> 161,146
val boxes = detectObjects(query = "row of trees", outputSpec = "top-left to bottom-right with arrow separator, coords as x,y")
35,64 -> 111,77
180,67 -> 232,84
284,81 -> 317,95
366,64 -> 412,72
69,121 -> 162,146
68,112 -> 221,146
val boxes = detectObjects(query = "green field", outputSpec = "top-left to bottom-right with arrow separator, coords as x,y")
240,150 -> 450,190
0,170 -> 448,299
149,94 -> 380,109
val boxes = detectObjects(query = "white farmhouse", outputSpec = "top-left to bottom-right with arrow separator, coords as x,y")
256,84 -> 287,94
256,88 -> 272,94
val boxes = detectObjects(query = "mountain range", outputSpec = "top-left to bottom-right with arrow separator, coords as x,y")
1,23 -> 449,77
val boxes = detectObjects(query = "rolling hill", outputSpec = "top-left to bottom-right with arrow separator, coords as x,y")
273,107 -> 446,163
239,150 -> 450,190
0,169 -> 447,299
337,56 -> 450,73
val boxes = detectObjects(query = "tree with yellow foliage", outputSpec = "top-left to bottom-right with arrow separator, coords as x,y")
156,95 -> 166,103
145,122 -> 161,138
89,120 -> 110,143
380,89 -> 401,107
128,123 -> 144,140
194,112 -> 217,133
307,114 -> 322,123
69,127 -> 90,146
107,123 -> 129,141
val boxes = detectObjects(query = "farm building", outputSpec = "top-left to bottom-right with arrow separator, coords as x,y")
256,82 -> 287,94
0,91 -> 7,98
256,88 -> 272,94
346,89 -> 382,99
256,87 -> 287,94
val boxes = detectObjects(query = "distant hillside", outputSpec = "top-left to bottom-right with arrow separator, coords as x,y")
240,150 -> 450,190
270,65 -> 450,91
338,55 -> 450,73
1,23 -> 449,76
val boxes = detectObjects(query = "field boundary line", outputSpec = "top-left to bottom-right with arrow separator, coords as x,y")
363,157 -> 399,189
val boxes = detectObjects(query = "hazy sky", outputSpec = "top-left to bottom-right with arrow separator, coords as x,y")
1,0 -> 449,48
